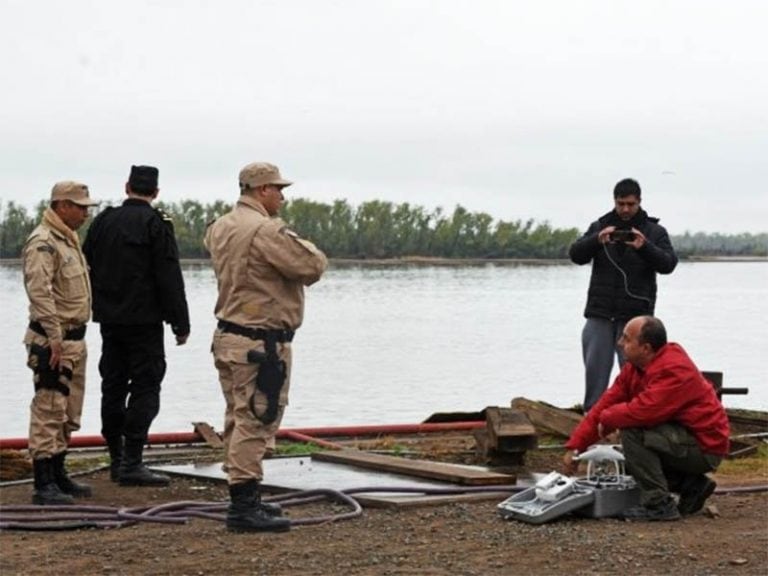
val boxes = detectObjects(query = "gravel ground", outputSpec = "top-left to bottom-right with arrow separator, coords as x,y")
1,449 -> 767,576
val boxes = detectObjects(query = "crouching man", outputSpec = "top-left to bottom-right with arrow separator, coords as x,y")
562,316 -> 729,521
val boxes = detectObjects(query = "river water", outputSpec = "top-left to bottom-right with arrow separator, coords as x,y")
1,260 -> 766,438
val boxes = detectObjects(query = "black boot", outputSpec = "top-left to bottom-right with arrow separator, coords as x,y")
106,437 -> 124,482
260,498 -> 284,518
118,441 -> 170,487
51,452 -> 92,498
227,480 -> 291,533
32,458 -> 74,506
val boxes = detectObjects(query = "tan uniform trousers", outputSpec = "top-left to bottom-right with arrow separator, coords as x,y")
25,330 -> 87,460
212,330 -> 292,484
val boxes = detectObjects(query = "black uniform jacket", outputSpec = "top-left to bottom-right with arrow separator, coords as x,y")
83,198 -> 190,335
569,208 -> 678,321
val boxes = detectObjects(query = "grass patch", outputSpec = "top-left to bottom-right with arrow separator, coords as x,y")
717,443 -> 768,478
275,441 -> 322,456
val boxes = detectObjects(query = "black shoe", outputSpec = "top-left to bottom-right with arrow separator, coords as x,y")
118,464 -> 171,487
110,461 -> 121,482
227,506 -> 291,533
227,481 -> 290,533
259,500 -> 283,517
105,437 -> 124,483
32,483 -> 76,506
55,474 -> 93,497
678,476 -> 717,516
32,458 -> 75,506
623,499 -> 681,522
52,452 -> 93,498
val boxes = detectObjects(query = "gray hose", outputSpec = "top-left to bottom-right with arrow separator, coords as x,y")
2,483 -> 765,531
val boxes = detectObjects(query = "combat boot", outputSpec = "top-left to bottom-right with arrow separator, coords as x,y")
118,441 -> 170,487
227,480 -> 290,533
51,451 -> 92,497
32,458 -> 74,506
106,437 -> 124,482
678,474 -> 717,516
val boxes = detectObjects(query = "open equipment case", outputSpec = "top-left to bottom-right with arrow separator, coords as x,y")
497,444 -> 641,524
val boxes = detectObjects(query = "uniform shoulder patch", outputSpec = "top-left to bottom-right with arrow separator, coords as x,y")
154,207 -> 173,222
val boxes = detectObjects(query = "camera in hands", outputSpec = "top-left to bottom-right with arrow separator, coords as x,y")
609,229 -> 636,243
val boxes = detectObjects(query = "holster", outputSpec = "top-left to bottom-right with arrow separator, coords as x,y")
28,344 -> 71,396
249,334 -> 286,425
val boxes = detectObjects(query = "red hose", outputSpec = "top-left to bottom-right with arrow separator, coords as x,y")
0,421 -> 485,451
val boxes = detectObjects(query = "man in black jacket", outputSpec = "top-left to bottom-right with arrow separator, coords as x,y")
83,165 -> 190,486
569,178 -> 677,412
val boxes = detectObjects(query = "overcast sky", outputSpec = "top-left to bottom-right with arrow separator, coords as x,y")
1,0 -> 766,234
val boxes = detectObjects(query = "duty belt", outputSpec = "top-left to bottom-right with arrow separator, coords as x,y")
217,320 -> 294,343
29,321 -> 87,341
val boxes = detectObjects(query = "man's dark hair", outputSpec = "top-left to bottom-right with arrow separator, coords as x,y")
613,178 -> 641,200
129,185 -> 155,197
638,316 -> 667,351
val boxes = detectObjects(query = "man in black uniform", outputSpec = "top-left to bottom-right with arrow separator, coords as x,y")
83,165 -> 190,486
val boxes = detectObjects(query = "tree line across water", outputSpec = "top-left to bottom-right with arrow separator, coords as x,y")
1,198 -> 766,260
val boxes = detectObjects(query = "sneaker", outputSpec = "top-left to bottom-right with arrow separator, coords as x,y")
623,499 -> 681,522
678,476 -> 716,516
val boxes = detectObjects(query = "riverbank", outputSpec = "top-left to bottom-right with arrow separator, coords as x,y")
1,255 -> 767,267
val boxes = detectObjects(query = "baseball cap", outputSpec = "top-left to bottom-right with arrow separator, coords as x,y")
50,181 -> 100,207
239,162 -> 293,189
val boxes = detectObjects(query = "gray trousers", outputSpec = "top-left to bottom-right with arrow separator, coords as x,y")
581,317 -> 626,411
622,425 -> 721,507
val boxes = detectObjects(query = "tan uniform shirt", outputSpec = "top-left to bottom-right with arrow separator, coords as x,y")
22,208 -> 92,342
204,195 -> 327,329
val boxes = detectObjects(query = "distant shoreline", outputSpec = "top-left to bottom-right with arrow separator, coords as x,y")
2,256 -> 767,266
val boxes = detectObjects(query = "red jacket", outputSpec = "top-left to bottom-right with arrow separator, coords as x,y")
566,343 -> 730,456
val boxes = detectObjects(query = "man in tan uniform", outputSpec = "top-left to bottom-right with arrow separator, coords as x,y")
205,162 -> 327,533
22,181 -> 99,505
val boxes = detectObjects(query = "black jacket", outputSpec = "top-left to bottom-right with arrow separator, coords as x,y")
568,208 -> 678,320
83,199 -> 190,335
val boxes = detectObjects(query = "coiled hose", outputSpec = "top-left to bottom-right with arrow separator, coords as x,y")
0,485 -> 522,531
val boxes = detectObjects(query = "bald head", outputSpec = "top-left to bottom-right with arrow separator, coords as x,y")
620,316 -> 668,369
635,316 -> 667,351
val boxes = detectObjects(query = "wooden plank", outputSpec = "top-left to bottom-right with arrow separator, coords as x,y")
355,491 -> 513,509
485,407 -> 537,451
473,429 -> 491,458
510,397 -> 583,438
192,422 -> 224,448
726,408 -> 768,428
312,449 -> 515,485
423,410 -> 485,424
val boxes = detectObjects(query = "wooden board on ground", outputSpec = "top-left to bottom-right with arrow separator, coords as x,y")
485,406 -> 538,451
355,491 -> 513,509
510,397 -> 583,438
312,449 -> 515,485
422,410 -> 485,423
472,429 -> 526,465
192,422 -> 224,448
726,408 -> 768,429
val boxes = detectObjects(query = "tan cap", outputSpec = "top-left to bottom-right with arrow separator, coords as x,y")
50,181 -> 100,206
238,162 -> 293,189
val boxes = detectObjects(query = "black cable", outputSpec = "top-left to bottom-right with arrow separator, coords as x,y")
601,242 -> 653,304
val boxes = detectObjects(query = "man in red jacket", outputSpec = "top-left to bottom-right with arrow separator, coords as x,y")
562,315 -> 729,521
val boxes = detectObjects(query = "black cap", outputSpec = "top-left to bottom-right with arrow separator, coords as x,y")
128,165 -> 159,193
